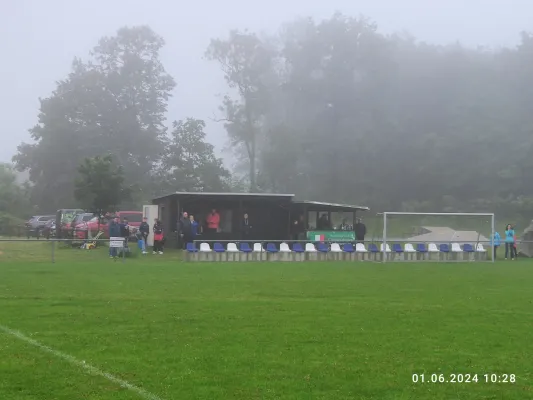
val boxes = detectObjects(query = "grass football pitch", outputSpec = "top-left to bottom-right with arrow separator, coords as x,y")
0,247 -> 532,399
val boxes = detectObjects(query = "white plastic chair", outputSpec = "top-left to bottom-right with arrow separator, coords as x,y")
476,243 -> 486,252
199,242 -> 211,252
404,243 -> 416,253
330,243 -> 342,252
280,242 -> 291,252
253,243 -> 263,252
380,243 -> 391,252
355,243 -> 367,252
428,243 -> 439,252
451,243 -> 462,252
305,243 -> 317,252
227,243 -> 239,252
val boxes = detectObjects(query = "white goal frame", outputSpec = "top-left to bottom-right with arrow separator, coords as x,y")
382,212 -> 495,263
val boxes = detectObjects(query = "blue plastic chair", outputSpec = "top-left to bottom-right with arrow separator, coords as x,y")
463,244 -> 474,253
317,243 -> 329,252
392,243 -> 403,253
439,244 -> 450,253
368,243 -> 379,253
239,243 -> 252,253
342,243 -> 355,253
213,243 -> 225,252
416,243 -> 427,252
186,243 -> 198,252
266,243 -> 278,253
292,243 -> 305,253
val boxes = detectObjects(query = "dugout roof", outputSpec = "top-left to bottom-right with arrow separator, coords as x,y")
153,192 -> 369,211
152,191 -> 295,203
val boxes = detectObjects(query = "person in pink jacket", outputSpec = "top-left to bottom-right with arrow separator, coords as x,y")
206,209 -> 220,234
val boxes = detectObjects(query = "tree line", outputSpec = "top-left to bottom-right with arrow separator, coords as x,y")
206,14 -> 533,219
11,26 -> 229,215
5,14 -> 533,221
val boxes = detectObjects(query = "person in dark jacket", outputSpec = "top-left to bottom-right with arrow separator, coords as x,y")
241,213 -> 252,240
317,213 -> 331,230
153,219 -> 164,254
139,217 -> 149,254
108,216 -> 121,258
120,218 -> 130,237
291,215 -> 307,241
120,217 -> 129,234
178,212 -> 192,249
355,218 -> 366,244
120,217 -> 131,251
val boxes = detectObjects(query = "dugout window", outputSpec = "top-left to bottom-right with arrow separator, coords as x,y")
331,212 -> 354,230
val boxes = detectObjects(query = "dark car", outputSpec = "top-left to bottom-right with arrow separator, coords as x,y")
25,215 -> 55,238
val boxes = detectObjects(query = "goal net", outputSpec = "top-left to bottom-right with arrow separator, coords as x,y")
364,212 -> 494,262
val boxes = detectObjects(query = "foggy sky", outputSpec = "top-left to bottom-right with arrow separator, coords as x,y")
0,0 -> 530,164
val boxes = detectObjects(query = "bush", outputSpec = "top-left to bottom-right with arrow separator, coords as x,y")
0,212 -> 26,237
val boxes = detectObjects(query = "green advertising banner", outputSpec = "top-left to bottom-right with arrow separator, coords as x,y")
307,230 -> 355,241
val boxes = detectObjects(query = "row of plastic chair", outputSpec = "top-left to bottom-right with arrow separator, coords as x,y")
391,243 -> 486,253
188,242 -> 486,253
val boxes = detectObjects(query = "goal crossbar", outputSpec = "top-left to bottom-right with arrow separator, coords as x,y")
381,212 -> 494,216
381,212 -> 495,263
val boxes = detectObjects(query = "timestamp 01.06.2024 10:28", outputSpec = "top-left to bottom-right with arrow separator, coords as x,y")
412,373 -> 516,384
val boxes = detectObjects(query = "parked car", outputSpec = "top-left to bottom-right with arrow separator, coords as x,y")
71,213 -> 94,232
55,209 -> 85,238
75,211 -> 143,239
69,213 -> 96,239
25,215 -> 55,238
72,213 -> 95,227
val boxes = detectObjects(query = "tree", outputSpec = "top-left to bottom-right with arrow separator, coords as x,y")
0,163 -> 31,235
74,155 -> 131,218
156,118 -> 230,193
210,13 -> 533,220
261,14 -> 396,203
206,31 -> 277,191
14,26 -> 175,211
0,163 -> 30,217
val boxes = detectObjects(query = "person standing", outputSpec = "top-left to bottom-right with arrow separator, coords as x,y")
189,214 -> 199,243
139,217 -> 149,254
355,218 -> 366,244
492,231 -> 501,259
121,217 -> 130,250
513,231 -> 518,259
317,213 -> 330,230
153,219 -> 164,254
504,224 -> 515,260
108,216 -> 121,259
182,214 -> 194,248
241,213 -> 252,240
178,212 -> 192,250
206,209 -> 220,236
291,216 -> 302,241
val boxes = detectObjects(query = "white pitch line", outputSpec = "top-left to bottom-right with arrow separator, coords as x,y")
0,324 -> 164,400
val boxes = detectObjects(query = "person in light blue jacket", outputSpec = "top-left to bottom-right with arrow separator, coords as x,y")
491,231 -> 501,259
504,224 -> 515,260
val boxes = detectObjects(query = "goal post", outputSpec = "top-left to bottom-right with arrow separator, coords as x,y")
381,212 -> 495,263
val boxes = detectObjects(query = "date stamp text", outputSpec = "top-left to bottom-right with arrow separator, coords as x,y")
412,373 -> 516,384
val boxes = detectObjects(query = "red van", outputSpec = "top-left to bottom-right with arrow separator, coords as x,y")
75,211 -> 143,239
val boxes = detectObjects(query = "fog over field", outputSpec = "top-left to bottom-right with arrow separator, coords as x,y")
1,0 -> 532,219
